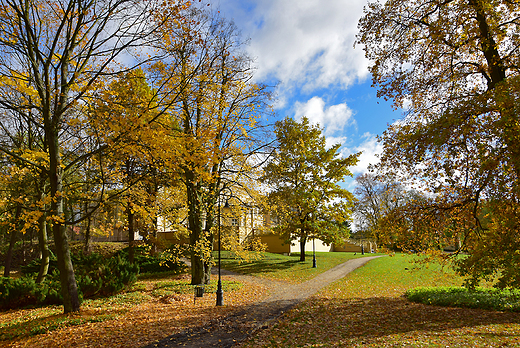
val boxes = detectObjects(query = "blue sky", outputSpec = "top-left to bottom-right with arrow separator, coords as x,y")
217,0 -> 404,189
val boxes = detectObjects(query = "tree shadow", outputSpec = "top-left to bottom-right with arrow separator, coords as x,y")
220,258 -> 303,276
265,296 -> 520,346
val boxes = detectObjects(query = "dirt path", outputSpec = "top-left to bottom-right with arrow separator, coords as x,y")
144,256 -> 382,348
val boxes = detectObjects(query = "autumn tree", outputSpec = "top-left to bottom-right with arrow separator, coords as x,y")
152,5 -> 272,284
0,0 -> 189,312
262,117 -> 359,261
87,68 -> 177,261
357,0 -> 520,287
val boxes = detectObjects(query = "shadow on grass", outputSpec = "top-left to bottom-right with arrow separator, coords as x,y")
253,296 -> 520,347
221,259 -> 303,275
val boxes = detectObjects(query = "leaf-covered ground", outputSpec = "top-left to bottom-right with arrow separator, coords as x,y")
238,254 -> 520,347
3,254 -> 520,347
0,274 -> 269,348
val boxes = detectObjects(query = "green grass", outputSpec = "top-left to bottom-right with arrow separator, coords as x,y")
242,253 -> 520,348
406,286 -> 520,311
151,279 -> 242,297
219,251 -> 379,283
321,253 -> 464,298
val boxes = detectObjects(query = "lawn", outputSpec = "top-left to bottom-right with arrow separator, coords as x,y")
238,254 -> 520,347
219,250 -> 378,283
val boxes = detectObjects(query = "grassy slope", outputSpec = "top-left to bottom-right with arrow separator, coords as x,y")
239,254 -> 520,348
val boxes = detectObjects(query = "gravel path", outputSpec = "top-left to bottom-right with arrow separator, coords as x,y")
144,256 -> 383,348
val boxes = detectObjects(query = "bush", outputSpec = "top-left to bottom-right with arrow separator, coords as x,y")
0,276 -> 63,310
2,250 -> 140,310
115,245 -> 187,275
0,277 -> 40,309
72,251 -> 139,297
20,250 -> 58,276
406,286 -> 520,311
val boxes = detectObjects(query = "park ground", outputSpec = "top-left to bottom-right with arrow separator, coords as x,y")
1,252 -> 520,347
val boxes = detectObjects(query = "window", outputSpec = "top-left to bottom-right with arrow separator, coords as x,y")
231,218 -> 239,227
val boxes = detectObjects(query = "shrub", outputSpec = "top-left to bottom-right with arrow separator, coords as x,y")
72,251 -> 139,297
20,250 -> 58,276
0,275 -> 64,310
406,286 -> 520,311
2,250 -> 140,310
115,245 -> 187,275
0,277 -> 40,309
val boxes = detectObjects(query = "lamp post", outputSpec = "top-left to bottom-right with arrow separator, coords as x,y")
216,189 -> 230,307
216,195 -> 224,306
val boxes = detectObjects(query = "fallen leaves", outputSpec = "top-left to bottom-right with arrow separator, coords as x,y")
0,274 -> 269,348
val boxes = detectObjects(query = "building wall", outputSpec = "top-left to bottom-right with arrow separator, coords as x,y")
260,234 -> 291,254
290,238 -> 333,253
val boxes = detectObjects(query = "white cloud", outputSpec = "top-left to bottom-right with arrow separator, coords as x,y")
294,96 -> 355,136
342,133 -> 383,175
325,136 -> 348,149
219,0 -> 370,98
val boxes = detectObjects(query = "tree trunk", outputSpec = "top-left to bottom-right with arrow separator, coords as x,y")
83,214 -> 92,254
3,204 -> 21,277
187,174 -> 210,285
299,235 -> 306,262
48,128 -> 80,313
36,213 -> 50,283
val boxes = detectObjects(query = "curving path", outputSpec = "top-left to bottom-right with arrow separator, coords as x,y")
144,256 -> 383,348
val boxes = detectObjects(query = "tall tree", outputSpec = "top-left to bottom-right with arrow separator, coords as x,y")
0,0 -> 188,312
152,5 -> 272,284
262,117 -> 359,261
357,0 -> 520,287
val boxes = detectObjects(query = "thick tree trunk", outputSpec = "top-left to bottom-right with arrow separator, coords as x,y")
187,174 -> 210,285
49,130 -> 80,313
299,235 -> 306,262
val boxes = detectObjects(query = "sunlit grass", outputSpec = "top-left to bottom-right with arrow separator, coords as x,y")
240,253 -> 520,348
219,251 -> 380,283
322,253 -> 464,299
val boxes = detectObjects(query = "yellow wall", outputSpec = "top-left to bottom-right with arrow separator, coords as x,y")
260,234 -> 291,254
334,241 -> 363,252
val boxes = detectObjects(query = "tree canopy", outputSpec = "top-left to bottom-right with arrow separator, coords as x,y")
262,117 -> 359,261
357,0 -> 520,287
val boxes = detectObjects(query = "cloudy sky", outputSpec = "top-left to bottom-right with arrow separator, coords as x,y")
217,0 -> 403,189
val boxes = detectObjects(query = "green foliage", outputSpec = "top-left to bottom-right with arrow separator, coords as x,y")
2,250 -> 142,310
20,250 -> 57,275
69,252 -> 139,298
0,274 -> 66,310
115,245 -> 187,274
0,277 -> 43,310
406,286 -> 520,312
262,117 -> 359,258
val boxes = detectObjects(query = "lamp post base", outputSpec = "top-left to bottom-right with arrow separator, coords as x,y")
216,280 -> 223,306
